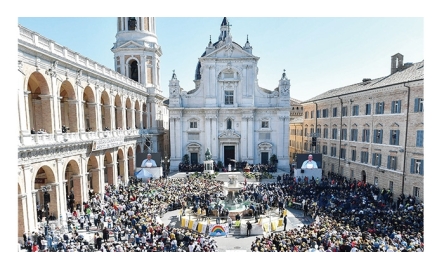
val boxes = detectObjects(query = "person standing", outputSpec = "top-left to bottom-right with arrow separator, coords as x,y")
283,215 -> 288,231
246,220 -> 252,236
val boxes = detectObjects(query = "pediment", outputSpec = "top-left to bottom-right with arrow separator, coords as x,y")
205,42 -> 256,59
218,129 -> 241,139
116,41 -> 145,50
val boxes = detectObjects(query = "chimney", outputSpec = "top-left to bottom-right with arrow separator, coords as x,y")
391,53 -> 404,74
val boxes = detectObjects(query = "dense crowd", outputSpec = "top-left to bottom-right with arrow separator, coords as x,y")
22,176 -> 227,252
21,170 -> 424,252
248,175 -> 424,252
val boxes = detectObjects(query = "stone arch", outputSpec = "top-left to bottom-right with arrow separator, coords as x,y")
135,100 -> 141,128
127,146 -> 135,178
64,159 -> 81,212
87,155 -> 100,196
103,151 -> 114,186
33,165 -> 57,221
59,80 -> 78,132
114,94 -> 123,129
83,86 -> 97,131
142,103 -> 147,129
100,91 -> 111,130
27,71 -> 53,133
128,58 -> 139,82
117,148 -> 125,184
125,97 -> 133,129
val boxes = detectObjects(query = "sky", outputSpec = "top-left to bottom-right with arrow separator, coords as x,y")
6,0 -> 444,264
17,16 -> 424,102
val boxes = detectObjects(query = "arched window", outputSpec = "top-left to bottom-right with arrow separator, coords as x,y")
130,60 -> 138,82
128,17 -> 137,31
227,119 -> 232,129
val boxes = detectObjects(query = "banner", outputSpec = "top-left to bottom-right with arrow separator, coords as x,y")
208,223 -> 229,237
199,223 -> 207,234
92,136 -> 125,151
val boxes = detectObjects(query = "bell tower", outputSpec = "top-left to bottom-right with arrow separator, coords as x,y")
112,17 -> 162,90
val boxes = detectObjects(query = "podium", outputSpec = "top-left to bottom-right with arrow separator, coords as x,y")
135,167 -> 163,182
295,168 -> 322,181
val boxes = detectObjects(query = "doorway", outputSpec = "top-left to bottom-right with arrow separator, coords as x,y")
261,152 -> 269,164
224,146 -> 235,167
191,153 -> 198,165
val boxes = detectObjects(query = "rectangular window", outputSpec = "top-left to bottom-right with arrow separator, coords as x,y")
188,133 -> 199,140
224,90 -> 234,105
416,130 -> 424,147
332,128 -> 337,139
375,102 -> 385,114
410,159 -> 424,175
310,128 -> 314,136
340,148 -> 346,159
352,105 -> 359,116
365,103 -> 372,115
333,107 -> 338,117
259,133 -> 271,140
322,109 -> 329,118
316,128 -> 321,137
190,121 -> 197,128
330,146 -> 337,157
316,110 -> 320,118
261,121 -> 269,128
342,106 -> 348,116
413,186 -> 420,198
323,128 -> 328,139
304,128 -> 308,136
322,145 -> 328,155
373,129 -> 383,144
372,153 -> 382,167
390,130 -> 400,145
351,129 -> 358,141
310,111 -> 314,118
351,149 -> 356,161
362,129 -> 370,142
391,100 -> 401,113
389,181 -> 393,191
305,111 -> 309,119
361,151 -> 368,164
341,128 -> 347,140
414,98 -> 424,112
387,156 -> 397,170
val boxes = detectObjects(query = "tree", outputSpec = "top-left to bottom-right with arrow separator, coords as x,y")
182,154 -> 190,165
270,154 -> 278,165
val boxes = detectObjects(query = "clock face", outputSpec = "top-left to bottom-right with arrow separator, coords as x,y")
282,81 -> 289,92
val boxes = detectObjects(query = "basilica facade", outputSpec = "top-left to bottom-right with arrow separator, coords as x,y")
168,18 -> 291,171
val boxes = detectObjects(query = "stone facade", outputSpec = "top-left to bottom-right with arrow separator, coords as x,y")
17,18 -> 168,237
168,18 -> 291,171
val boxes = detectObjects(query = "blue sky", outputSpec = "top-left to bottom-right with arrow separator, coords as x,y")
17,16 -> 424,102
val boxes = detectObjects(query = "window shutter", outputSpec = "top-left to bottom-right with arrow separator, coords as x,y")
391,101 -> 395,113
396,130 -> 400,145
410,159 -> 415,173
373,130 -> 377,143
381,102 -> 384,113
398,100 -> 401,113
393,157 -> 397,171
387,156 -> 391,170
372,153 -> 376,166
414,98 -> 419,112
420,160 -> 424,176
380,130 -> 383,143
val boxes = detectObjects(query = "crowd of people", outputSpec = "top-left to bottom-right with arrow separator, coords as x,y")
247,174 -> 424,252
21,170 -> 424,252
22,176 -> 227,252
